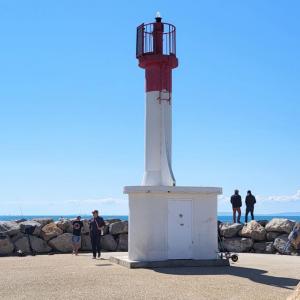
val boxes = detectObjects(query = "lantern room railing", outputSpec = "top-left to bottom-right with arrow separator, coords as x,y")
136,22 -> 176,58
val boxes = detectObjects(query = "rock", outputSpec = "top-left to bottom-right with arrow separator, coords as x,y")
265,218 -> 295,234
109,221 -> 128,235
19,221 -> 42,236
102,225 -> 109,235
289,222 -> 300,250
81,234 -> 92,251
253,242 -> 267,252
239,220 -> 266,241
265,242 -> 276,254
30,236 -> 52,253
257,220 -> 269,227
15,218 -> 27,223
48,233 -> 73,252
14,237 -> 31,254
105,219 -> 122,225
287,282 -> 300,300
56,219 -> 73,233
41,223 -> 63,241
32,218 -> 53,228
273,234 -> 290,254
0,236 -> 14,255
219,223 -> 243,238
266,232 -> 281,241
81,219 -> 90,234
117,233 -> 128,251
222,237 -> 253,252
101,234 -> 117,251
0,221 -> 20,236
15,235 -> 52,254
10,232 -> 26,243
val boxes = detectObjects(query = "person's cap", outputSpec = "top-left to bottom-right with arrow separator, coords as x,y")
234,189 -> 239,193
92,210 -> 98,214
247,190 -> 251,194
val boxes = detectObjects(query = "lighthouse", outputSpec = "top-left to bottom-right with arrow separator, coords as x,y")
115,14 -> 226,267
137,12 -> 177,187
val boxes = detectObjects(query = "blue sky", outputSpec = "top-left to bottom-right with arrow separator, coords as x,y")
0,1 -> 299,215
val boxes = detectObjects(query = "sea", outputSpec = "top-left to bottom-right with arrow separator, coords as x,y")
0,215 -> 300,222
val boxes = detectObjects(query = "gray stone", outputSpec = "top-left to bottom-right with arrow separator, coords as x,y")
253,242 -> 268,253
10,232 -> 26,243
265,242 -> 276,254
81,234 -> 92,251
15,218 -> 27,223
15,237 -> 31,254
102,225 -> 109,235
30,236 -> 52,253
56,219 -> 73,233
48,233 -> 73,252
117,233 -> 128,251
41,223 -> 63,241
219,223 -> 243,238
273,234 -> 290,254
265,218 -> 295,234
19,221 -> 42,236
0,236 -> 14,255
109,221 -> 128,235
222,237 -> 253,252
105,219 -> 122,225
81,219 -> 90,234
289,222 -> 300,250
32,218 -> 53,228
266,231 -> 281,241
239,220 -> 266,241
0,221 -> 20,236
101,234 -> 117,251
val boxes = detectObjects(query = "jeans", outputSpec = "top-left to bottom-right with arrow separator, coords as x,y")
90,233 -> 101,257
232,207 -> 241,223
245,207 -> 254,223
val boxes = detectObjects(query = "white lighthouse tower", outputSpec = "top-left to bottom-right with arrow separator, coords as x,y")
115,14 -> 225,267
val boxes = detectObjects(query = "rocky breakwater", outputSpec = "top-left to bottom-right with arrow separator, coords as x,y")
0,218 -> 128,256
219,218 -> 300,255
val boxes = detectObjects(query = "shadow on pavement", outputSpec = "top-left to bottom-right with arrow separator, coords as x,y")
154,266 -> 299,290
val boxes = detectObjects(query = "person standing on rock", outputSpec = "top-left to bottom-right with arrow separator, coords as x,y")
230,190 -> 242,223
245,190 -> 256,223
89,210 -> 105,259
72,216 -> 83,256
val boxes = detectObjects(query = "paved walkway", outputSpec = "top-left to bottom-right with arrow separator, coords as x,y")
0,252 -> 299,300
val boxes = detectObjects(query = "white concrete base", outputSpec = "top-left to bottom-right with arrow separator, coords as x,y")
124,186 -> 222,262
109,254 -> 229,269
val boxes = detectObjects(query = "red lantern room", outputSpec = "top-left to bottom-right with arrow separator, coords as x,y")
136,13 -> 178,94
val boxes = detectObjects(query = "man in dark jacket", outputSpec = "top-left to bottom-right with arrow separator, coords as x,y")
89,210 -> 105,259
231,190 -> 242,223
245,190 -> 256,223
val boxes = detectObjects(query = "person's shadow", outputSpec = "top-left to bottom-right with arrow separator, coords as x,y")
154,266 -> 299,290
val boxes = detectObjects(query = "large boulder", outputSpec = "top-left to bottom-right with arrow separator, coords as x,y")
48,233 -> 73,252
265,242 -> 276,254
101,234 -> 117,251
109,221 -> 128,235
81,219 -> 90,234
257,220 -> 269,227
273,234 -> 290,254
41,223 -> 63,241
14,235 -> 52,254
219,223 -> 243,238
81,234 -> 92,251
32,218 -> 53,228
265,218 -> 295,234
117,233 -> 128,251
222,237 -> 253,252
289,222 -> 300,250
239,220 -> 266,241
266,232 -> 281,241
0,221 -> 20,236
105,219 -> 122,225
56,219 -> 73,233
19,221 -> 42,236
0,236 -> 14,255
253,242 -> 274,253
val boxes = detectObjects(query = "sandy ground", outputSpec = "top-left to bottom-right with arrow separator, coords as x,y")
0,252 -> 299,300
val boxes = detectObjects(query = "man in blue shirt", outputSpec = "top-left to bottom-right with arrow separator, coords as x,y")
89,210 -> 105,259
